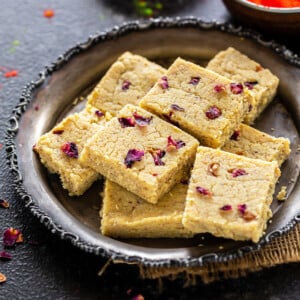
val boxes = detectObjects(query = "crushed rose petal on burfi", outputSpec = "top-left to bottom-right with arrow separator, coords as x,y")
230,82 -> 244,94
159,76 -> 169,89
189,76 -> 200,85
229,168 -> 248,177
196,186 -> 212,197
133,111 -> 153,127
124,149 -> 145,168
121,79 -> 131,91
170,104 -> 185,112
61,142 -> 78,158
205,105 -> 222,120
220,205 -> 232,212
118,117 -> 136,128
166,136 -> 186,152
149,149 -> 166,166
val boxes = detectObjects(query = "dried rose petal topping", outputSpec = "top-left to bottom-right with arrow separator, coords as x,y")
3,228 -> 21,247
208,162 -> 220,177
0,199 -> 9,208
196,186 -> 212,197
230,130 -> 241,141
149,149 -> 166,166
52,129 -> 64,135
237,204 -> 247,215
61,142 -> 78,158
118,117 -> 135,128
189,76 -> 200,85
229,168 -> 248,177
121,80 -> 131,91
244,81 -> 258,90
124,149 -> 144,168
220,205 -> 232,212
95,110 -> 104,117
0,272 -> 6,283
214,84 -> 226,93
159,76 -> 169,89
170,104 -> 185,112
230,83 -> 243,94
166,136 -> 186,152
205,105 -> 222,120
242,211 -> 256,221
133,111 -> 153,127
0,250 -> 12,260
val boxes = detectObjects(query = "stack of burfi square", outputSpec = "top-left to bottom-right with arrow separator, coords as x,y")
34,49 -> 291,243
207,47 -> 279,124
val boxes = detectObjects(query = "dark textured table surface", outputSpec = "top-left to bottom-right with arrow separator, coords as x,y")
0,1 -> 300,299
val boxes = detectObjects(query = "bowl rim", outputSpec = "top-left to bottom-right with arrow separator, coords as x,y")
5,17 -> 300,268
230,0 -> 300,13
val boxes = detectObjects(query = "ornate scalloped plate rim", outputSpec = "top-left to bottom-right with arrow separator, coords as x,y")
5,17 -> 300,268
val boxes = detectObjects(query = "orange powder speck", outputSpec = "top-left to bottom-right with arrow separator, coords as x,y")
4,70 -> 18,78
43,9 -> 55,18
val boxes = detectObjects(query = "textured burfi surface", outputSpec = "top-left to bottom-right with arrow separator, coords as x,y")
207,47 -> 279,124
182,146 -> 280,242
34,104 -> 107,196
80,104 -> 199,203
101,180 -> 193,238
140,58 -> 251,148
87,51 -> 166,116
222,124 -> 290,166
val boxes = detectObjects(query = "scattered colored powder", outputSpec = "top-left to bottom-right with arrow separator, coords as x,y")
133,0 -> 164,17
0,272 -> 6,283
9,40 -> 20,53
43,9 -> 55,18
4,70 -> 18,78
246,0 -> 300,7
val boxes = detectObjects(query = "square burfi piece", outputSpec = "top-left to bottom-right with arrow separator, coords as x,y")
33,104 -> 108,196
101,180 -> 193,238
222,124 -> 290,166
182,146 -> 280,242
207,47 -> 279,124
80,104 -> 199,204
87,51 -> 166,116
140,58 -> 251,148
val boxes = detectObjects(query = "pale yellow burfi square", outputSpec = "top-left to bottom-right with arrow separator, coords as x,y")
182,146 -> 280,242
87,52 -> 166,116
207,47 -> 279,124
34,104 -> 107,196
101,180 -> 193,238
140,58 -> 251,148
80,104 -> 199,204
222,124 -> 290,166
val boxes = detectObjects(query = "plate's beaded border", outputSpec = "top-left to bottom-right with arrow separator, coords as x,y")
5,17 -> 300,268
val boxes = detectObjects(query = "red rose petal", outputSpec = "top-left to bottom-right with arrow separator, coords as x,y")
124,149 -> 144,168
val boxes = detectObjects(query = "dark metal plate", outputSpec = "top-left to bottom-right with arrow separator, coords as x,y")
6,18 -> 300,267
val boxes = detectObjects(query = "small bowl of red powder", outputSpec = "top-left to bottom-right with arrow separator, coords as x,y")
222,0 -> 300,35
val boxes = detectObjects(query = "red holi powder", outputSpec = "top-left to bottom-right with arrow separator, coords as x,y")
4,70 -> 18,78
246,0 -> 300,8
43,9 -> 55,19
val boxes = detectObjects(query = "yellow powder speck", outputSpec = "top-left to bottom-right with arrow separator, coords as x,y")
277,186 -> 287,201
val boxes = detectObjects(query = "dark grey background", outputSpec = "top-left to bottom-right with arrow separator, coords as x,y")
0,1 -> 299,299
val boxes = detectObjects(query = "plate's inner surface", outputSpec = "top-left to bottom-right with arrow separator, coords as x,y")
16,27 -> 300,260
